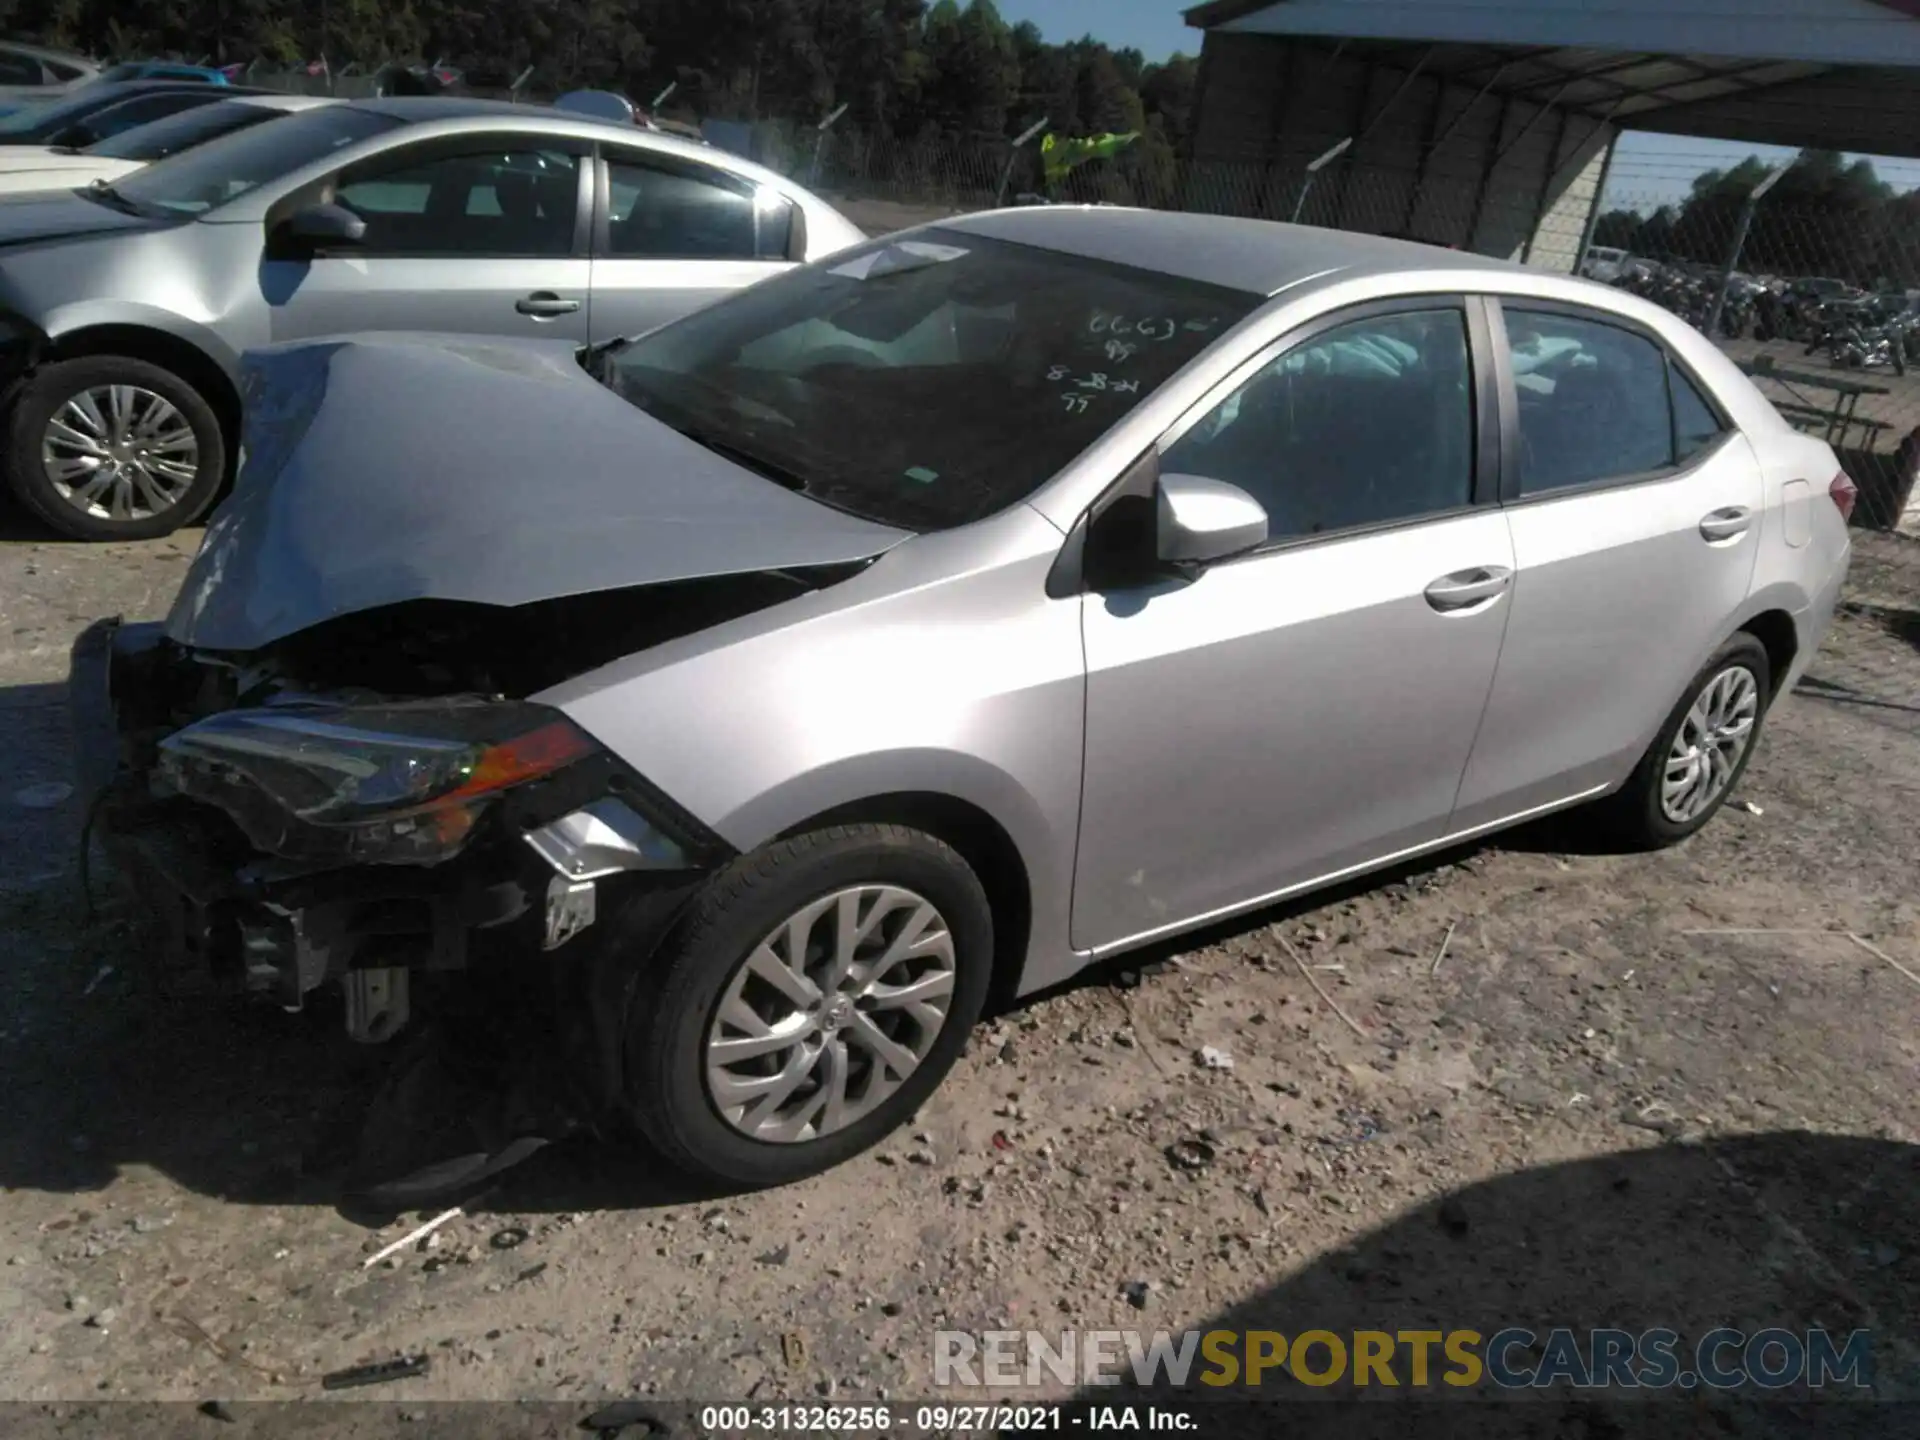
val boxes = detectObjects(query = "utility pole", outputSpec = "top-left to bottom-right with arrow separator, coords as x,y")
1705,164 -> 1785,337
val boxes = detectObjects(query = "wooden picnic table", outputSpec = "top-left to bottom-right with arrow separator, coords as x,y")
1736,356 -> 1892,450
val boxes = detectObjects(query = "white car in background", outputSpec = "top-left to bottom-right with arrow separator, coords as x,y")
1581,245 -> 1632,284
0,92 -> 335,195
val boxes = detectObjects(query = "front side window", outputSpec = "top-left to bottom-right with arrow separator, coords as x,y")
1506,308 -> 1677,494
605,230 -> 1258,530
1161,308 -> 1475,542
335,147 -> 579,256
110,105 -> 403,214
605,154 -> 790,260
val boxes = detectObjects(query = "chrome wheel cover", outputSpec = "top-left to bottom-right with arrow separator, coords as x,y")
705,885 -> 958,1144
1662,664 -> 1760,824
42,384 -> 201,523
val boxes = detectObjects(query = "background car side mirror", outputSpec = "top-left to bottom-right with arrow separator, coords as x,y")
277,202 -> 366,252
1155,473 -> 1268,567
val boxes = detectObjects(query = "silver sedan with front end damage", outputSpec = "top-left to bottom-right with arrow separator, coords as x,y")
71,210 -> 1853,1188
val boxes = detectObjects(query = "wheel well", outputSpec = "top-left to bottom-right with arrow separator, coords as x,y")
1740,610 -> 1798,698
780,793 -> 1034,1011
42,326 -> 240,464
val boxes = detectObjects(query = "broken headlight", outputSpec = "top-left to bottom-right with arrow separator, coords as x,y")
156,697 -> 601,864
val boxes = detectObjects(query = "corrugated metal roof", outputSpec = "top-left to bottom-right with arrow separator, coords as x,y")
1182,0 -> 1920,152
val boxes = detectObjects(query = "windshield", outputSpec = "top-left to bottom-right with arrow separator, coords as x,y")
110,106 -> 400,214
0,82 -> 120,137
605,229 -> 1259,531
87,99 -> 283,161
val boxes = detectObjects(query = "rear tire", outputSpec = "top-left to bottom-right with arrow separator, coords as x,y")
618,824 -> 993,1188
1595,633 -> 1771,850
4,354 -> 226,541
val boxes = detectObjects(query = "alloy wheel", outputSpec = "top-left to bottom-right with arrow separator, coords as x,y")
42,384 -> 201,524
704,885 -> 959,1144
1661,664 -> 1760,824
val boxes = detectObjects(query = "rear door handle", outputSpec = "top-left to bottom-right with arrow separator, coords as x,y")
1424,566 -> 1513,613
1699,506 -> 1752,542
516,291 -> 581,318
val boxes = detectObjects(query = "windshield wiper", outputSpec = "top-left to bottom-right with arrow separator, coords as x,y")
665,418 -> 813,494
84,178 -> 143,214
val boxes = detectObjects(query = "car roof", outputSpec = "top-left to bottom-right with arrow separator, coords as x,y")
0,40 -> 97,66
231,93 -> 337,112
941,206 -> 1532,297
332,96 -> 763,174
352,94 -> 612,124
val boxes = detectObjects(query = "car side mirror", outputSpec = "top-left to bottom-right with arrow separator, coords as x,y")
277,202 -> 366,251
1155,473 -> 1268,566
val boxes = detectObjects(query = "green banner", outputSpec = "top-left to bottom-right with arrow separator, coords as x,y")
1040,130 -> 1140,185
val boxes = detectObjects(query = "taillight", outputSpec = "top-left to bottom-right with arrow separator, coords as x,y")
1829,471 -> 1858,523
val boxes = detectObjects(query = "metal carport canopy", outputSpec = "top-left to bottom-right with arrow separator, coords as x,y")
1183,0 -> 1920,157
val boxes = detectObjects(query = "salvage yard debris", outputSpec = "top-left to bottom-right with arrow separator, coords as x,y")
1276,931 -> 1370,1040
320,1354 -> 432,1390
362,1207 -> 463,1269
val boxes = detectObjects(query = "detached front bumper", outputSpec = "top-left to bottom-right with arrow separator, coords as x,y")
69,619 -> 715,1052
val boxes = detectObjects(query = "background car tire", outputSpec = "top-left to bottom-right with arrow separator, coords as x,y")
1598,632 -> 1772,851
5,354 -> 226,541
619,824 -> 994,1189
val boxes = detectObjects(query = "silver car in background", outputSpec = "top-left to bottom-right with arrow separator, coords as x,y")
72,213 -> 1851,1190
0,96 -> 864,539
0,41 -> 99,108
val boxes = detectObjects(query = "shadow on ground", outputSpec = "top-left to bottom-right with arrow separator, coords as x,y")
1,1135 -> 1912,1438
1063,1130 -> 1919,1438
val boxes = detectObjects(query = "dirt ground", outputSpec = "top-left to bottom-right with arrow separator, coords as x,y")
2,518 -> 1919,1433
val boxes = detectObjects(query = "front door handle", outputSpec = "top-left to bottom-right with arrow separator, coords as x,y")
1424,566 -> 1513,613
516,291 -> 581,318
1699,506 -> 1752,542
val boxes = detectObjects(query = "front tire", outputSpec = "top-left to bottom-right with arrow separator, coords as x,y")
619,824 -> 993,1188
4,354 -> 226,541
1597,633 -> 1771,850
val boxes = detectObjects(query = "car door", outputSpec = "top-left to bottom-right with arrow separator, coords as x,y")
1449,300 -> 1765,830
1072,298 -> 1515,954
262,134 -> 592,346
587,144 -> 798,343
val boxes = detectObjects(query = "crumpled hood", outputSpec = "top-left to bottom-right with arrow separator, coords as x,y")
166,334 -> 910,652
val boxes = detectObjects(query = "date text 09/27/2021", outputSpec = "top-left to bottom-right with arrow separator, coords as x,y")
698,1404 -> 1195,1433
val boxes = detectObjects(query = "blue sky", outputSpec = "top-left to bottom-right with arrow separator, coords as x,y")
995,0 -> 1200,58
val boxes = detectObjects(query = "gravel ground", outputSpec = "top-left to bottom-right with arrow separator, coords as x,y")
1,520 -> 1918,1431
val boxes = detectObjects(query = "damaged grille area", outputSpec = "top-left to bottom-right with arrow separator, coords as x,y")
230,565 -> 864,700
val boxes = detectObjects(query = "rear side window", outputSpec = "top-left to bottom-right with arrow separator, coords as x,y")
1671,365 -> 1725,462
605,153 -> 792,260
1505,308 -> 1674,494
